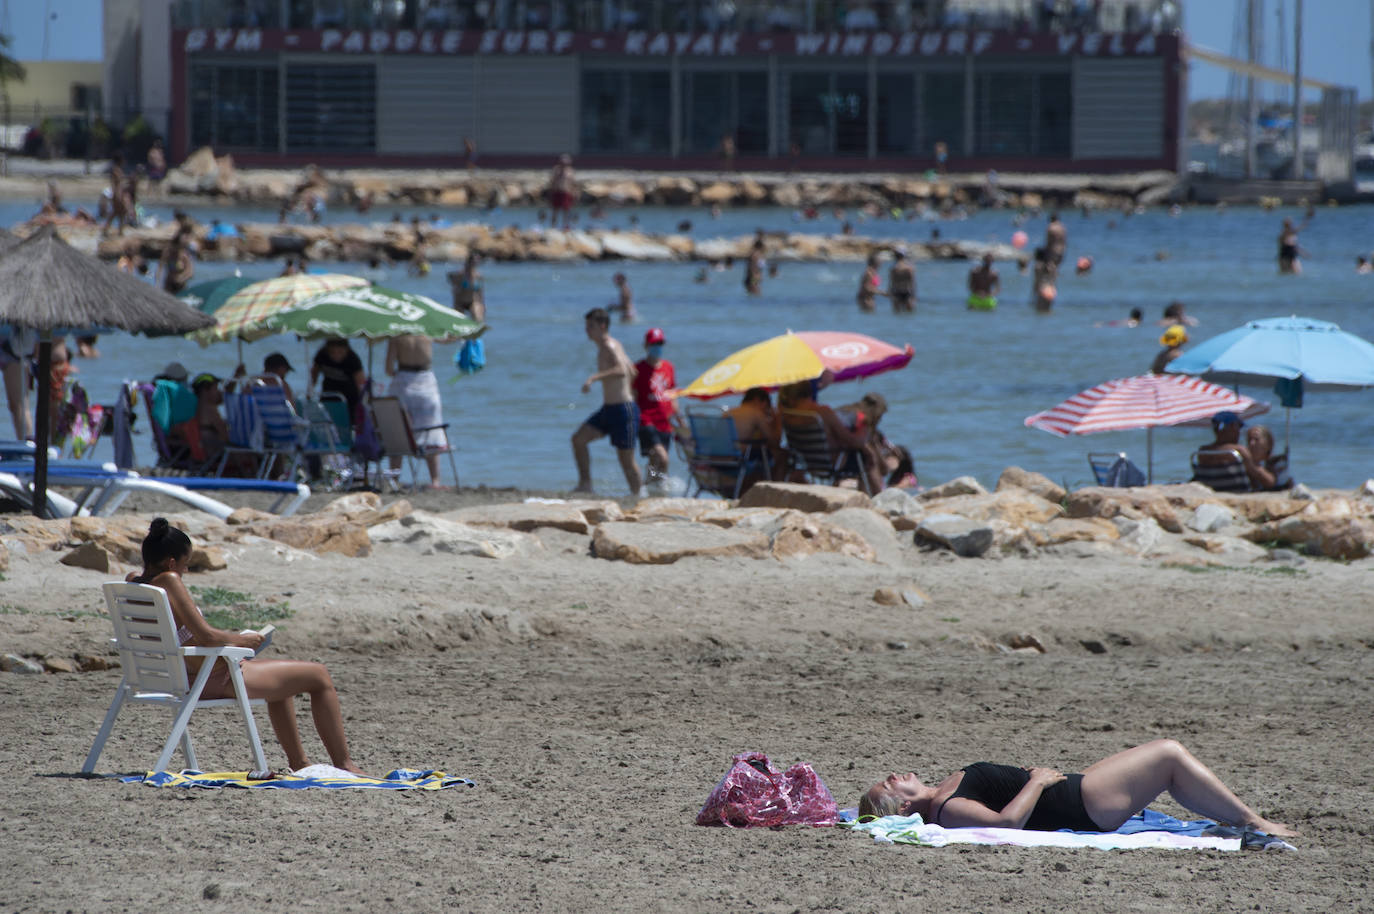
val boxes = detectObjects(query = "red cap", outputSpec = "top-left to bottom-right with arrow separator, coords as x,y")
644,327 -> 666,345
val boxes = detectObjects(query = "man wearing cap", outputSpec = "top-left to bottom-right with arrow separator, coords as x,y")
1193,411 -> 1273,492
888,248 -> 915,313
632,327 -> 685,488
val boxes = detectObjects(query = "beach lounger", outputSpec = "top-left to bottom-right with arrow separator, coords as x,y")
83,582 -> 270,776
0,460 -> 310,519
0,470 -> 79,516
1190,448 -> 1252,493
781,409 -> 872,494
0,439 -> 56,461
370,395 -> 459,490
682,408 -> 771,499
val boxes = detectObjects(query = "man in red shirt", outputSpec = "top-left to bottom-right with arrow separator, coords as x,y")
633,327 -> 684,486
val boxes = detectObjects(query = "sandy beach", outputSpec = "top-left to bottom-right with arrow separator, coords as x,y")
3,479 -> 1373,912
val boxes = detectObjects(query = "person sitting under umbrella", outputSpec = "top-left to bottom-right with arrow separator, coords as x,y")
1192,411 -> 1273,492
778,376 -> 884,494
1245,424 -> 1293,491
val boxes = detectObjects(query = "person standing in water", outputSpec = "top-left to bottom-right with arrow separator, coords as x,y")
744,241 -> 766,296
1151,324 -> 1189,374
1277,216 -> 1308,274
887,248 -> 916,313
967,253 -> 1000,310
572,308 -> 641,495
610,273 -> 637,323
1045,212 -> 1068,269
448,253 -> 485,323
856,255 -> 881,312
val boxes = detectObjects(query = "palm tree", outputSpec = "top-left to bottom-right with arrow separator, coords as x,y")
1,33 -> 27,152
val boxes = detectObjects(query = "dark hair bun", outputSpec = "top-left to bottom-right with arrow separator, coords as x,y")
148,517 -> 170,537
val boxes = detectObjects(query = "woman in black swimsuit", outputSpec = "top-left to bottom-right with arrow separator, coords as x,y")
859,739 -> 1297,836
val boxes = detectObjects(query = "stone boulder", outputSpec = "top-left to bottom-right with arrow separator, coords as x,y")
369,512 -> 542,559
914,514 -> 994,557
1027,517 -> 1120,547
764,512 -> 877,562
316,492 -> 414,528
1188,503 -> 1235,533
599,232 -> 675,260
698,507 -> 791,529
565,500 -> 624,525
870,487 -> 924,530
738,482 -> 872,513
67,516 -> 146,564
1065,487 -> 1185,533
1247,514 -> 1374,560
59,542 -> 111,573
244,516 -> 371,557
698,182 -> 736,204
445,502 -> 590,534
591,520 -> 770,564
923,489 -> 1063,528
823,507 -> 900,564
996,466 -> 1067,504
628,498 -> 722,521
918,476 -> 988,500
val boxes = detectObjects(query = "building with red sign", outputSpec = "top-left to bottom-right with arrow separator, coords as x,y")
107,1 -> 1184,172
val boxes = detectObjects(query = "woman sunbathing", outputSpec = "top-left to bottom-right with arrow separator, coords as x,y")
128,518 -> 365,775
859,739 -> 1296,836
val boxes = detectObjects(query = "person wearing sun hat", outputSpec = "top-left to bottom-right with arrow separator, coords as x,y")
1150,324 -> 1189,374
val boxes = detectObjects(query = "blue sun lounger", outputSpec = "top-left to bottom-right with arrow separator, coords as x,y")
0,461 -> 310,520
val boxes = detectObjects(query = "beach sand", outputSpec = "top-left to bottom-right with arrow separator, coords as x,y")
2,486 -> 1372,911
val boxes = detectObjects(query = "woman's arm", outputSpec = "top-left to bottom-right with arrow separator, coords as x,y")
156,572 -> 262,651
820,406 -> 867,450
937,768 -> 1065,829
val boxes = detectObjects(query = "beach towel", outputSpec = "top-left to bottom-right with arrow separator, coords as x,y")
121,765 -> 474,791
696,752 -> 838,827
842,809 -> 1294,852
455,337 -> 485,377
388,368 -> 444,449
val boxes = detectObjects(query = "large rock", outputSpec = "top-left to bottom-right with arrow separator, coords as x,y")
914,514 -> 994,557
922,489 -> 1063,528
697,507 -> 790,529
996,467 -> 1067,504
698,181 -> 736,204
591,520 -> 770,564
59,542 -> 111,572
871,487 -> 925,529
599,232 -> 675,260
67,516 -> 146,564
1027,517 -> 1120,547
765,512 -> 877,562
369,512 -> 542,559
738,482 -> 872,513
246,516 -> 371,557
1188,503 -> 1235,533
1065,487 -> 1184,533
1112,516 -> 1166,554
565,500 -> 624,524
823,507 -> 900,564
918,476 -> 988,500
445,502 -> 591,534
627,498 -> 720,521
1248,514 -> 1374,560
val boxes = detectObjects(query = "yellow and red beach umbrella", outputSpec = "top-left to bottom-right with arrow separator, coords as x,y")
190,272 -> 370,345
681,331 -> 914,400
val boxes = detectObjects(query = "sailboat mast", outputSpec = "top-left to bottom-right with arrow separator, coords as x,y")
1246,0 -> 1261,178
1291,0 -> 1303,179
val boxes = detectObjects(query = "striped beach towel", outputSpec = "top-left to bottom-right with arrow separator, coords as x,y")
122,766 -> 474,791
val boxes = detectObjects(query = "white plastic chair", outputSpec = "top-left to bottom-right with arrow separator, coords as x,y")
83,582 -> 270,776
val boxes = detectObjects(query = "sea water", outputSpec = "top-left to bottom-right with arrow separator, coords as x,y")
4,197 -> 1371,493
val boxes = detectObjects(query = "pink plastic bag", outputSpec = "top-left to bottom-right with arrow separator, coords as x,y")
695,752 -> 838,828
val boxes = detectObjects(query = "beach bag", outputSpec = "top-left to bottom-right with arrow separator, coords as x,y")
695,752 -> 838,828
455,337 -> 486,376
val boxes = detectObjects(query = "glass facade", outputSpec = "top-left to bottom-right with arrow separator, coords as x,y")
876,73 -> 914,155
920,71 -> 965,157
787,71 -> 868,157
284,63 -> 376,152
680,71 -> 769,156
189,64 -> 280,151
580,70 -> 671,155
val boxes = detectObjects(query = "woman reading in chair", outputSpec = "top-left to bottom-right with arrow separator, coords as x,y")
858,739 -> 1296,837
128,518 -> 365,775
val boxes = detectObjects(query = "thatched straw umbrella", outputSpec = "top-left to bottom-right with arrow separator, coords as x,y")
0,225 -> 216,517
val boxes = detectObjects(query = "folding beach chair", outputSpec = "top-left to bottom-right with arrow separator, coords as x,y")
780,409 -> 872,494
1088,452 -> 1146,488
369,395 -> 459,489
138,384 -> 214,474
298,395 -> 359,489
1190,448 -> 1252,493
248,382 -> 326,480
682,407 -> 772,499
83,582 -> 270,776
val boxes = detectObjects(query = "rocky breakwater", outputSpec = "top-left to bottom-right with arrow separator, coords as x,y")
152,148 -> 1169,213
73,220 -> 1016,267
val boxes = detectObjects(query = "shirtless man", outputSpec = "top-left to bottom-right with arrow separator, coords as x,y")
887,248 -> 915,313
548,154 -> 577,230
572,308 -> 642,494
966,253 -> 1000,310
1045,212 -> 1067,268
1277,217 -> 1308,275
610,273 -> 637,323
744,241 -> 766,296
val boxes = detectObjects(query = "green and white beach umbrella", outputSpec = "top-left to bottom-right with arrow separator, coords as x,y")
261,285 -> 486,342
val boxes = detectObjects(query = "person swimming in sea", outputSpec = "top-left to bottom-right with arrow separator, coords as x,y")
967,253 -> 999,311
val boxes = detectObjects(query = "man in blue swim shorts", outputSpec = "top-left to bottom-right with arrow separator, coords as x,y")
572,308 -> 642,495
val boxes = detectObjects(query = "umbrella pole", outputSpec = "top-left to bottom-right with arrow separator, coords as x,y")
1146,427 -> 1154,485
1285,407 -> 1291,455
31,334 -> 52,519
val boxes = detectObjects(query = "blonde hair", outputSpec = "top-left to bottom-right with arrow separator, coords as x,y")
857,784 -> 903,819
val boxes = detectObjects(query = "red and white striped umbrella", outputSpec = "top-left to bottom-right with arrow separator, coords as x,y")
1024,374 -> 1270,482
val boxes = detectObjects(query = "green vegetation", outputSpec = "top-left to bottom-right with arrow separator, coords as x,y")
189,586 -> 293,630
1176,564 -> 1309,578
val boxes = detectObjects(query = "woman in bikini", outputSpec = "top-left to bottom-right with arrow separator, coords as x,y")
128,518 -> 365,775
448,252 -> 485,323
859,739 -> 1296,836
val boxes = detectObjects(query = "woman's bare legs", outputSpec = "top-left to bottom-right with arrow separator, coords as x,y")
1080,739 -> 1297,836
240,659 -> 364,775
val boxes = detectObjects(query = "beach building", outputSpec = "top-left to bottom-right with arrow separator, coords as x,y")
109,0 -> 1184,172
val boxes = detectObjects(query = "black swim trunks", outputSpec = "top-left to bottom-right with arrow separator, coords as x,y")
584,402 -> 639,452
935,762 -> 1102,832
